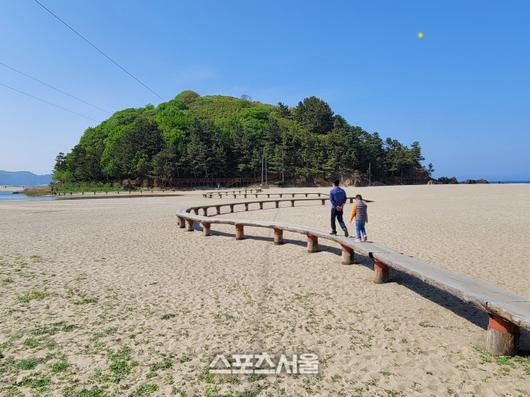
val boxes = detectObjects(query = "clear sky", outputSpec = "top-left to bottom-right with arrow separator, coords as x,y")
1,0 -> 529,180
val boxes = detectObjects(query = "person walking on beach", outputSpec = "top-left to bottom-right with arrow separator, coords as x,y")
349,194 -> 368,242
329,180 -> 349,237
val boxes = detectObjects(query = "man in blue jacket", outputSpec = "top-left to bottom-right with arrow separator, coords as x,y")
329,179 -> 349,236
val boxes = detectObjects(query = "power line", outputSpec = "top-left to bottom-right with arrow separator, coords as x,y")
0,61 -> 109,113
0,81 -> 96,121
33,0 -> 163,100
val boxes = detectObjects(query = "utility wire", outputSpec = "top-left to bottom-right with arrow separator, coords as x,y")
0,81 -> 96,122
0,61 -> 109,113
33,0 -> 163,100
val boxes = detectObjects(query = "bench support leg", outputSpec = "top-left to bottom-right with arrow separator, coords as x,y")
201,222 -> 211,236
307,235 -> 318,253
245,203 -> 249,211
275,201 -> 279,208
216,206 -> 221,215
273,228 -> 283,245
259,202 -> 263,210
235,224 -> 244,240
341,245 -> 353,265
485,314 -> 519,356
202,208 -> 208,216
185,219 -> 194,231
373,259 -> 389,284
177,216 -> 186,229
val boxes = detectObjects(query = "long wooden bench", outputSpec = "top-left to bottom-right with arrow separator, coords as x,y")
176,196 -> 530,356
186,197 -> 361,217
204,191 -> 325,199
202,188 -> 262,198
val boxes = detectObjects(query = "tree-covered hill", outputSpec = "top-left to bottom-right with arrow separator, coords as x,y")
53,91 -> 431,186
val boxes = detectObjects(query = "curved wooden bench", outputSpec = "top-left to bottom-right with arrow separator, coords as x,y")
203,188 -> 262,198
204,191 -> 326,199
186,196 -> 359,217
176,196 -> 530,356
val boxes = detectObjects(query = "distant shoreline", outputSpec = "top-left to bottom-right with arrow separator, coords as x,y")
0,186 -> 25,192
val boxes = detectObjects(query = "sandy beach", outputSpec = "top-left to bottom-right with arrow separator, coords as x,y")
1,184 -> 529,396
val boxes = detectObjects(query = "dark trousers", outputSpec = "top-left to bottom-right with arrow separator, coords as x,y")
331,208 -> 347,233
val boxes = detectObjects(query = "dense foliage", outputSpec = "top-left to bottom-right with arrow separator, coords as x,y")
53,91 -> 431,185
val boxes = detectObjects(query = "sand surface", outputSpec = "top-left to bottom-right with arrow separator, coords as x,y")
0,185 -> 529,396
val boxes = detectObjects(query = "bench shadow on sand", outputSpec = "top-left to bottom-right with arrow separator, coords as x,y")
196,224 -> 530,355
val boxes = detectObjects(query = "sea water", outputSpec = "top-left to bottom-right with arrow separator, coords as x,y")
0,191 -> 55,202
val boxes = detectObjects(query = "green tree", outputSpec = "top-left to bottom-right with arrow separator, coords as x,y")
294,96 -> 334,134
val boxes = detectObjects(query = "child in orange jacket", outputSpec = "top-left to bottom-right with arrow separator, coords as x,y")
349,194 -> 368,242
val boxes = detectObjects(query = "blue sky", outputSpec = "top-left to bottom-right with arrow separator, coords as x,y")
1,0 -> 529,180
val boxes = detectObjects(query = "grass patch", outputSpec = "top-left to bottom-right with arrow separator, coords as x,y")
204,388 -> 262,397
18,376 -> 51,389
23,338 -> 40,349
0,386 -> 24,397
50,360 -> 69,373
16,358 -> 40,370
22,187 -> 51,196
109,346 -> 135,382
179,354 -> 192,364
149,358 -> 172,372
32,322 -> 76,336
53,183 -> 124,194
129,384 -> 158,396
74,297 -> 98,305
161,313 -> 175,320
17,290 -> 48,303
70,386 -> 108,397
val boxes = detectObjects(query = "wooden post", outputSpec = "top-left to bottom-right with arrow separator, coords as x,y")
273,228 -> 284,245
373,259 -> 389,284
202,207 -> 208,216
185,218 -> 194,231
201,222 -> 211,236
275,201 -> 279,208
485,314 -> 519,356
291,200 -> 295,207
216,206 -> 221,215
341,245 -> 353,265
245,203 -> 249,211
307,234 -> 318,253
235,224 -> 244,240
177,216 -> 186,229
259,202 -> 263,210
